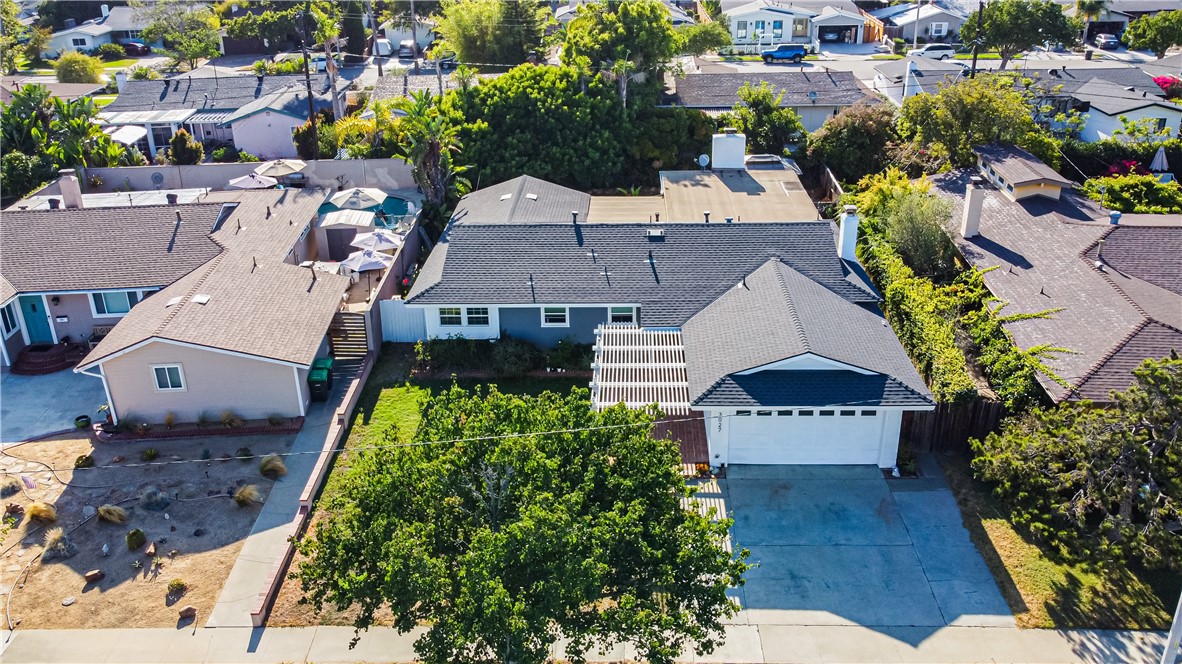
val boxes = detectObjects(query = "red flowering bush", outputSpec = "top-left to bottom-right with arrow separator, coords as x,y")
1107,159 -> 1149,176
1153,75 -> 1182,99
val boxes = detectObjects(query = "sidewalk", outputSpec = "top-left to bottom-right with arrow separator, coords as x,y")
0,624 -> 1169,663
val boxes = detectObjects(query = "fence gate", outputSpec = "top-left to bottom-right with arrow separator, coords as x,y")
379,299 -> 427,342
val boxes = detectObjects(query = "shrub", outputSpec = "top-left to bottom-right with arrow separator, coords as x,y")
0,476 -> 19,498
234,484 -> 260,507
546,338 -> 594,371
198,412 -> 213,428
168,129 -> 204,165
42,527 -> 77,560
879,190 -> 958,280
237,151 -> 260,162
27,501 -> 57,524
235,446 -> 254,460
1057,137 -> 1182,182
490,336 -> 545,377
166,578 -> 188,596
267,414 -> 285,426
126,528 -> 147,550
210,146 -> 236,163
98,504 -> 128,524
251,57 -> 306,76
1154,75 -> 1182,99
74,454 -> 95,469
140,447 -> 159,462
95,43 -> 126,61
201,448 -> 212,460
163,412 -> 176,429
259,454 -> 287,479
1080,173 -> 1182,214
221,410 -> 244,428
128,64 -> 161,80
54,51 -> 105,83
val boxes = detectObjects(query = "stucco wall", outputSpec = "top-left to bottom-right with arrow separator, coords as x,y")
102,341 -> 305,424
47,31 -> 111,57
228,112 -> 304,160
498,306 -> 606,347
1080,107 -> 1182,142
2,321 -> 25,366
46,293 -> 106,345
898,13 -> 965,40
793,106 -> 843,133
727,10 -> 811,45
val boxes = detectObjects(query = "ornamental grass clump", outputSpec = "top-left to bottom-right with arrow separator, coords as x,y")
97,504 -> 127,524
27,501 -> 57,524
258,455 -> 287,479
234,484 -> 260,507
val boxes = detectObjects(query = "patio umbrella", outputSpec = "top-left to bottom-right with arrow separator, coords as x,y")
350,229 -> 403,252
254,159 -> 307,178
1150,146 -> 1169,173
330,187 -> 388,210
340,249 -> 395,273
228,173 -> 278,189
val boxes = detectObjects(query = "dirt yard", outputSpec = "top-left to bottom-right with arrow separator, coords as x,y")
0,431 -> 296,629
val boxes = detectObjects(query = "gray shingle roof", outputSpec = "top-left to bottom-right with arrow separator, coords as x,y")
973,144 -> 1073,188
369,70 -> 499,106
104,75 -> 314,113
1070,78 -> 1180,116
681,259 -> 930,405
406,222 -> 880,326
1019,65 -> 1163,98
1070,321 -> 1182,402
874,56 -> 966,81
222,85 -> 333,124
1090,226 -> 1182,297
694,370 -> 932,408
0,205 -> 224,298
669,71 -> 873,109
450,175 -> 591,226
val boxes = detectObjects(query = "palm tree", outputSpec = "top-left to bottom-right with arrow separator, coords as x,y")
390,91 -> 470,234
599,58 -> 646,110
1075,0 -> 1107,45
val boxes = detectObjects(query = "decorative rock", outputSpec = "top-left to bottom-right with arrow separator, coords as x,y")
178,605 -> 197,619
163,513 -> 170,521
82,505 -> 96,519
111,456 -> 125,463
84,569 -> 104,583
62,596 -> 76,607
101,543 -> 110,557
192,528 -> 206,537
170,455 -> 183,461
145,542 -> 156,557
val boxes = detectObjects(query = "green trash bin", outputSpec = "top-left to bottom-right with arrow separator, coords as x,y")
308,368 -> 330,402
312,357 -> 335,390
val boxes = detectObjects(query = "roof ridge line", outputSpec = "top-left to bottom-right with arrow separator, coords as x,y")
151,253 -> 226,339
772,261 -> 810,353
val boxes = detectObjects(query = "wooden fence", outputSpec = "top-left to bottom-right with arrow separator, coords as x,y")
901,398 -> 1006,455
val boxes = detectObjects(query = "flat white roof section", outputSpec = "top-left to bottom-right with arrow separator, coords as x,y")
591,325 -> 690,414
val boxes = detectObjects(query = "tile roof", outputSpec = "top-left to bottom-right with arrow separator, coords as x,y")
681,259 -> 930,405
973,144 -> 1073,188
104,75 -> 314,113
694,370 -> 932,407
450,175 -> 591,226
0,205 -> 224,298
406,222 -> 880,327
669,71 -> 874,110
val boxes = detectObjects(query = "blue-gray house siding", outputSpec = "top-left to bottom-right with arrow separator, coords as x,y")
499,306 -> 606,347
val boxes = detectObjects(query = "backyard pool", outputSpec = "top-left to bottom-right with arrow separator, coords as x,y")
317,195 -> 413,220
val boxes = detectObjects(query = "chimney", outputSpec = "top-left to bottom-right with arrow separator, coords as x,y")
1109,211 -> 1121,225
114,70 -> 127,92
48,198 -> 61,209
960,176 -> 985,238
58,169 -> 83,209
100,4 -> 110,17
166,193 -> 179,205
711,128 -> 746,170
837,205 -> 859,261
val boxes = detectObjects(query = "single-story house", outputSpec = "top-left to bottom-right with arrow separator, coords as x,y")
1,77 -> 105,102
220,87 -> 334,159
1060,0 -> 1179,20
1021,67 -> 1180,141
872,56 -> 967,104
406,131 -> 935,468
43,5 -> 161,57
664,71 -> 877,131
724,0 -> 873,48
1062,4 -> 1131,41
101,75 -> 333,158
380,18 -> 437,52
936,145 -> 1182,404
973,143 -> 1073,202
868,2 -> 968,42
556,0 -> 697,26
360,69 -> 500,119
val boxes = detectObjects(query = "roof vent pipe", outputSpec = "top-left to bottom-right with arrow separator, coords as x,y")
166,193 -> 179,205
704,211 -> 710,223
654,212 -> 659,223
1110,211 -> 1121,225
48,198 -> 60,210
572,210 -> 579,224
725,217 -> 734,223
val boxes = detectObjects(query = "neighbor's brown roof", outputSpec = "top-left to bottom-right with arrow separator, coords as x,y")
0,205 -> 225,300
973,144 -> 1073,188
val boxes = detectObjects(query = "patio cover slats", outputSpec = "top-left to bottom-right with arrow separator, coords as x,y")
591,324 -> 690,414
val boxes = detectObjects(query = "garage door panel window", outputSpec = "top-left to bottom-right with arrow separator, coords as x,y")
799,410 -> 814,416
861,410 -> 877,416
820,410 -> 835,416
756,410 -> 772,416
840,410 -> 856,416
736,410 -> 751,416
776,410 -> 792,416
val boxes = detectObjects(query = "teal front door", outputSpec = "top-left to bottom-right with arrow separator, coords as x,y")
18,295 -> 53,344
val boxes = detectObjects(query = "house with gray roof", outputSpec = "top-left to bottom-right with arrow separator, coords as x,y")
666,71 -> 876,131
872,57 -> 967,105
1019,66 -> 1180,142
406,131 -> 933,468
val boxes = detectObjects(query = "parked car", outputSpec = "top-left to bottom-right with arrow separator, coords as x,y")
398,39 -> 418,59
431,48 -> 457,71
373,38 -> 393,57
910,43 -> 956,60
122,41 -> 150,56
1094,33 -> 1120,50
761,43 -> 808,64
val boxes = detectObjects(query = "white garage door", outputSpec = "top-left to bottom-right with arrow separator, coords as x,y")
728,410 -> 883,465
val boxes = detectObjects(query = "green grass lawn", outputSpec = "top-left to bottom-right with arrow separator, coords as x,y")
91,94 -> 117,107
871,54 -> 904,60
953,53 -> 1005,60
102,58 -> 141,69
940,454 -> 1180,630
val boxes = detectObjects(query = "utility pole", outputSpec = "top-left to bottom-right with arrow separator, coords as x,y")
1162,588 -> 1182,664
300,0 -> 318,156
409,0 -> 419,73
970,0 -> 984,78
911,0 -> 923,51
365,0 -> 382,77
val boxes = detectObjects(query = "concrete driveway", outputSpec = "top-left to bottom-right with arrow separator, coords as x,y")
708,462 -> 1013,638
0,370 -> 105,442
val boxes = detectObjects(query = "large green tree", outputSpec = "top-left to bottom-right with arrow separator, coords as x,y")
0,0 -> 22,73
138,1 -> 221,70
435,0 -> 548,66
1122,10 -> 1182,59
716,81 -> 805,155
807,103 -> 899,184
223,3 -> 302,53
675,21 -> 731,56
340,0 -> 366,59
973,354 -> 1182,569
959,0 -> 1078,69
561,0 -> 678,74
296,385 -> 748,664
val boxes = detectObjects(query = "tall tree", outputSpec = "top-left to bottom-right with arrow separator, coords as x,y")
716,81 -> 805,154
959,0 -> 1078,69
340,0 -> 366,59
675,21 -> 731,56
973,354 -> 1182,570
137,1 -> 222,70
807,103 -> 899,184
384,90 -> 469,235
561,0 -> 678,74
296,385 -> 748,664
0,0 -> 22,73
1074,0 -> 1106,43
383,0 -> 442,28
435,0 -> 547,66
1122,10 -> 1182,59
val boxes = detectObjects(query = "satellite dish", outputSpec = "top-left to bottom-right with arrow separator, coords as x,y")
697,153 -> 710,168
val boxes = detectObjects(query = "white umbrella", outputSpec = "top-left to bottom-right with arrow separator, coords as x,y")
254,159 -> 307,178
228,173 -> 278,189
340,249 -> 395,272
330,187 -> 388,210
1150,146 -> 1169,173
351,229 -> 403,252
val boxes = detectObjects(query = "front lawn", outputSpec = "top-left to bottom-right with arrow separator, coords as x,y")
92,94 -> 117,107
940,454 -> 1180,630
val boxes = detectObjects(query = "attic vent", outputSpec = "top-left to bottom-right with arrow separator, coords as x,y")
645,228 -> 665,238
500,194 -> 512,201
525,193 -> 538,201
165,296 -> 183,307
192,294 -> 211,305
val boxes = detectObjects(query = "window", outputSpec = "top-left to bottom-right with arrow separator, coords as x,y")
150,124 -> 174,154
930,22 -> 948,37
1,302 -> 17,339
820,410 -> 835,416
756,410 -> 772,416
792,18 -> 809,37
735,410 -> 752,416
1006,184 -> 1015,192
541,306 -> 568,327
776,410 -> 792,416
152,364 -> 185,391
465,307 -> 489,326
772,20 -> 783,39
799,410 -> 814,416
609,306 -> 636,324
754,20 -> 765,38
1152,117 -> 1167,132
91,290 -> 141,317
737,20 -> 747,39
71,38 -> 87,47
861,410 -> 877,416
840,410 -> 856,416
439,307 -> 462,326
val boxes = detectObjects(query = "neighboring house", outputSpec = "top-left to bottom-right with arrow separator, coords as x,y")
379,18 -> 437,52
361,69 -> 499,119
872,56 -> 966,104
1062,4 -> 1131,41
1068,79 -> 1182,141
973,144 -> 1073,201
936,145 -> 1182,404
555,0 -> 697,26
869,2 -> 968,42
665,71 -> 877,131
101,75 -> 331,158
406,131 -> 935,468
724,0 -> 872,48
43,5 -> 160,57
220,87 -> 334,159
1,76 -> 105,102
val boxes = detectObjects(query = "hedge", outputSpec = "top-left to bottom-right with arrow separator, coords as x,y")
1057,138 -> 1182,181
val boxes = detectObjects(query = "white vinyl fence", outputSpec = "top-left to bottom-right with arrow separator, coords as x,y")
379,299 -> 427,342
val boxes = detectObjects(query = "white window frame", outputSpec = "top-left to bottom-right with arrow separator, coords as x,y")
609,306 -> 636,324
541,306 -> 569,328
930,22 -> 948,37
90,290 -> 144,318
71,37 -> 87,47
1,302 -> 18,339
151,364 -> 186,392
736,20 -> 747,39
438,307 -> 462,326
465,307 -> 490,326
772,20 -> 783,39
